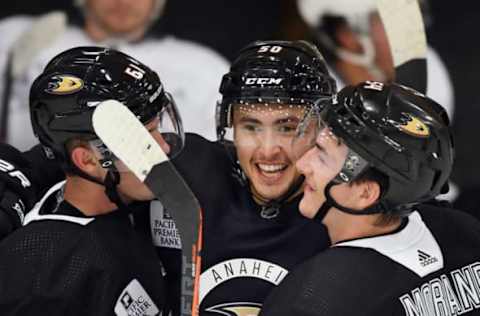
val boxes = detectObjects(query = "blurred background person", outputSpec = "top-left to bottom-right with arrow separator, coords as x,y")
295,0 -> 455,120
0,0 -> 229,150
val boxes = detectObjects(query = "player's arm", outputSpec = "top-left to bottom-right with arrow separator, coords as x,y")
22,143 -> 65,194
0,142 -> 63,238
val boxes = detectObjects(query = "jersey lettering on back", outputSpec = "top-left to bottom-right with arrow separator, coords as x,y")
400,262 -> 480,316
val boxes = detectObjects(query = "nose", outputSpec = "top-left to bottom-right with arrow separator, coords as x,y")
296,147 -> 315,176
257,129 -> 282,158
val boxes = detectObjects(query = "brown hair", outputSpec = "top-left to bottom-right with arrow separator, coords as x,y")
351,167 -> 404,227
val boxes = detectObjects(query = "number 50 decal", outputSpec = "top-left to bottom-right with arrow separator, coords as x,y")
258,45 -> 283,53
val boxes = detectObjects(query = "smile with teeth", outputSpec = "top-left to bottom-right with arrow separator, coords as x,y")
256,163 -> 288,174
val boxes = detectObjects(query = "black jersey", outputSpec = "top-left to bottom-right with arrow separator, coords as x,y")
0,182 -> 167,316
2,134 -> 332,316
135,134 -> 331,316
259,205 -> 480,316
156,134 -> 330,315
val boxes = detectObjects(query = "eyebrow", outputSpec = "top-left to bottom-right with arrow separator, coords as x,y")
315,143 -> 326,153
315,136 -> 343,153
275,117 -> 301,125
237,115 -> 301,125
237,117 -> 261,125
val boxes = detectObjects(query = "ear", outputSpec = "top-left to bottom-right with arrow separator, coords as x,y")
70,146 -> 100,175
357,180 -> 381,209
334,24 -> 363,53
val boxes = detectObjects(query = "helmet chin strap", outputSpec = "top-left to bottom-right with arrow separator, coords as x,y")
69,163 -> 129,212
103,169 -> 129,212
313,181 -> 385,224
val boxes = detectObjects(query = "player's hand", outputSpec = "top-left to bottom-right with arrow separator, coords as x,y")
0,145 -> 36,239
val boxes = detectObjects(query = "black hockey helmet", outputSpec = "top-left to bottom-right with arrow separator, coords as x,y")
30,46 -> 184,167
298,81 -> 454,217
216,40 -> 336,140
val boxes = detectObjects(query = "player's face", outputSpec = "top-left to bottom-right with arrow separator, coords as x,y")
117,116 -> 170,202
233,103 -> 308,201
86,0 -> 154,36
295,126 -> 350,219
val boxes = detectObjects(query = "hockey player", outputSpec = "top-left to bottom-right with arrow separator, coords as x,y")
0,0 -> 229,148
296,0 -> 455,120
0,46 -> 185,315
0,40 -> 337,315
259,82 -> 480,316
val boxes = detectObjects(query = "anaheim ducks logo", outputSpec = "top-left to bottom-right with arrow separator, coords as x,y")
205,302 -> 262,316
45,75 -> 84,95
199,258 -> 288,316
394,113 -> 430,138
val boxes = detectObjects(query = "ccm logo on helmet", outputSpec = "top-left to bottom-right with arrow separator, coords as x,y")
0,159 -> 31,188
244,78 -> 284,85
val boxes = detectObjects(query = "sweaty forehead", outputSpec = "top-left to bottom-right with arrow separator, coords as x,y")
233,103 -> 308,122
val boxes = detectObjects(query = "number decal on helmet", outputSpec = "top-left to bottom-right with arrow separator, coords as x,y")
258,45 -> 283,53
124,63 -> 146,80
364,81 -> 384,91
